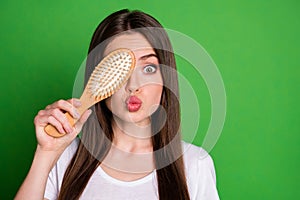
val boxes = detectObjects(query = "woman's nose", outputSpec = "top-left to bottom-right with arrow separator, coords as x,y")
125,69 -> 141,93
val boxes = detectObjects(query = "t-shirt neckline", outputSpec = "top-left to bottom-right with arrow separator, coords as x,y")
96,166 -> 156,186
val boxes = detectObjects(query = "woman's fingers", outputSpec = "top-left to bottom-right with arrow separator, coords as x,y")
73,109 -> 92,135
47,116 -> 67,134
45,99 -> 81,119
35,98 -> 83,135
67,98 -> 82,108
49,108 -> 73,133
34,98 -> 92,140
35,110 -> 67,134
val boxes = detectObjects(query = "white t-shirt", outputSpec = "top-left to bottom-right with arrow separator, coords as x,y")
44,138 -> 220,200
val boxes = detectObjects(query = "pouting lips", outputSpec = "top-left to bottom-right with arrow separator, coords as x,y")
126,96 -> 142,112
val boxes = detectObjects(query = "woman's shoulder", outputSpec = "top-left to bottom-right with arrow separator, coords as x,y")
181,141 -> 216,179
182,141 -> 214,165
181,142 -> 220,199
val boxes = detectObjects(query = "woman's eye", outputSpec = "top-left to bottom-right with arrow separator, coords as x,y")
143,65 -> 157,74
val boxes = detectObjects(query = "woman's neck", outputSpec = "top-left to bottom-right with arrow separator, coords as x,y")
111,119 -> 153,153
101,119 -> 155,174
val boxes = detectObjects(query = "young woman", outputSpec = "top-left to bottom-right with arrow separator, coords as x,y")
15,9 -> 219,200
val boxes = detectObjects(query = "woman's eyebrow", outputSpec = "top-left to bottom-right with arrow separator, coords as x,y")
139,53 -> 157,61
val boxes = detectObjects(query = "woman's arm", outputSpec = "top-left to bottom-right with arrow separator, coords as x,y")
15,146 -> 63,200
15,98 -> 91,200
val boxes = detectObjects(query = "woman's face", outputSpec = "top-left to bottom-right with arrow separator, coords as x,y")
104,32 -> 163,126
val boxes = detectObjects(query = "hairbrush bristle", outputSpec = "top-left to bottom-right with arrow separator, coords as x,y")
87,49 -> 135,100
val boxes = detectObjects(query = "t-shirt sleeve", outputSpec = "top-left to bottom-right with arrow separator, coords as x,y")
44,163 -> 59,200
193,154 -> 220,200
183,142 -> 220,200
43,138 -> 79,200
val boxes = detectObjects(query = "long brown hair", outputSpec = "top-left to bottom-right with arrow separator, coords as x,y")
58,9 -> 190,200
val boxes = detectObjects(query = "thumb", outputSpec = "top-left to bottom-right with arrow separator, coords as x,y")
68,109 -> 93,139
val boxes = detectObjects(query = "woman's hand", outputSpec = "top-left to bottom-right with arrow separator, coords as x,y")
34,98 -> 92,153
15,98 -> 92,200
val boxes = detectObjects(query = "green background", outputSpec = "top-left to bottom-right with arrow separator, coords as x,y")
1,0 -> 299,199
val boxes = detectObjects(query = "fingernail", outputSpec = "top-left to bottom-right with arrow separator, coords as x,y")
59,128 -> 66,134
67,125 -> 73,133
74,110 -> 80,119
74,99 -> 81,107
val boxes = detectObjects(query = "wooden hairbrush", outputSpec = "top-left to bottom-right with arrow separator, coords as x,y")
44,48 -> 135,137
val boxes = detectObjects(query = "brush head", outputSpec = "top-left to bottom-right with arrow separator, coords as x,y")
87,48 -> 135,101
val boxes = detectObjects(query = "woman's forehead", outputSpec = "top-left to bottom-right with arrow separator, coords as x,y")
104,32 -> 155,57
